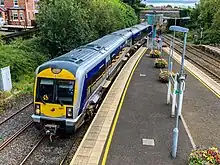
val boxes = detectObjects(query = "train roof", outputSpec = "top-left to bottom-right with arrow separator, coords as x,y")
36,23 -> 150,76
111,28 -> 133,39
87,34 -> 126,52
37,34 -> 125,75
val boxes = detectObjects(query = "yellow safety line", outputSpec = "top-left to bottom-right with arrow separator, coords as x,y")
184,66 -> 220,98
101,49 -> 146,165
171,55 -> 220,98
163,49 -> 220,98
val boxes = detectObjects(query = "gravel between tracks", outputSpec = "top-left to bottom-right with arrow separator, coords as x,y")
0,103 -> 33,145
0,126 -> 41,165
164,38 -> 220,77
25,124 -> 90,165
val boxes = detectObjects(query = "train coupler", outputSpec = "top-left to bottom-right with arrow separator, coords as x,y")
44,124 -> 58,142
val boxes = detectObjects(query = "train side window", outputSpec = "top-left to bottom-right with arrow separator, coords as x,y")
87,63 -> 106,91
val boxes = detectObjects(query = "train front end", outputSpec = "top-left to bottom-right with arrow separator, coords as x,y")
32,67 -> 79,134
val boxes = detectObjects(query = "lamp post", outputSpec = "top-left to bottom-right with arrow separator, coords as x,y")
163,16 -> 190,72
169,25 -> 189,158
200,27 -> 203,45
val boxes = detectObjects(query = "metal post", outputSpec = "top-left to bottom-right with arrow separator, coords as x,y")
167,79 -> 171,104
172,32 -> 187,158
171,75 -> 178,117
180,32 -> 187,74
200,27 -> 203,45
147,36 -> 149,48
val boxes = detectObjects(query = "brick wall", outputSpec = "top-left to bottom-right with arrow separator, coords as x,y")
3,0 -> 37,26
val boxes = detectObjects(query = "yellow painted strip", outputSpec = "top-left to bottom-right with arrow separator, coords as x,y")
171,54 -> 219,98
37,68 -> 75,80
184,66 -> 220,98
101,49 -> 146,165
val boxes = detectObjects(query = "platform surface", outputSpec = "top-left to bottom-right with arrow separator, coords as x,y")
70,47 -> 147,165
104,54 -> 193,165
163,48 -> 220,148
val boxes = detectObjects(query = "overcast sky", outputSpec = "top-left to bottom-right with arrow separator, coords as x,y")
141,0 -> 199,7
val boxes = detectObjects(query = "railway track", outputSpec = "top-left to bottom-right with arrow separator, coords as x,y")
163,35 -> 220,84
19,135 -> 45,165
164,35 -> 220,69
17,124 -> 89,165
1,41 -> 145,165
0,121 -> 33,151
0,101 -> 33,126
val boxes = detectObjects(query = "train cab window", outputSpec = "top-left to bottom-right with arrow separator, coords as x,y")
36,79 -> 54,103
55,80 -> 74,105
36,78 -> 74,105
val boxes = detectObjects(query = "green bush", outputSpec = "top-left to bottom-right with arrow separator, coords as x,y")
154,58 -> 168,68
37,0 -> 138,57
0,37 -> 49,82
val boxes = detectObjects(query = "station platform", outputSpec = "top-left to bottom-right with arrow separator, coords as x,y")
163,48 -> 220,148
102,52 -> 192,165
70,46 -> 220,165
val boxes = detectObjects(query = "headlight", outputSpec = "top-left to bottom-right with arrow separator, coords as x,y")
35,104 -> 41,115
66,107 -> 73,118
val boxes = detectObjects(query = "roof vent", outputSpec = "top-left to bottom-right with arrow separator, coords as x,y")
76,59 -> 83,64
85,44 -> 106,53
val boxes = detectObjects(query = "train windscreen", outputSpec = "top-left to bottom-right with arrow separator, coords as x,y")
36,78 -> 74,105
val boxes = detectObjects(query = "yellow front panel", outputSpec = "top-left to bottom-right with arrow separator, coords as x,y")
36,102 -> 66,118
37,68 -> 76,80
34,68 -> 76,118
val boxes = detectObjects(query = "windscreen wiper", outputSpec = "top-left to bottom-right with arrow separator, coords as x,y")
57,98 -> 64,106
39,95 -> 46,105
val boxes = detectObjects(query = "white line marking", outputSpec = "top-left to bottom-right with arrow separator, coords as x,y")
142,138 -> 155,146
180,115 -> 196,149
140,74 -> 146,77
165,75 -> 196,149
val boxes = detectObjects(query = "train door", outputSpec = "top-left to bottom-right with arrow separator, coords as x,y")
106,55 -> 111,77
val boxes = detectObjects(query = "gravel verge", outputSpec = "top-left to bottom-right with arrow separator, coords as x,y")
0,94 -> 33,121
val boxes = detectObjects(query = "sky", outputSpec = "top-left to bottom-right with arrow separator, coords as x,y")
141,0 -> 200,7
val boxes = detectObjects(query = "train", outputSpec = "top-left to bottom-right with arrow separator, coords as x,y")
31,22 -> 152,135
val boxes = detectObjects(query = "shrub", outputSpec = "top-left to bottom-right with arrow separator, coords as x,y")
150,49 -> 161,58
37,0 -> 138,57
154,58 -> 168,68
189,146 -> 220,165
0,37 -> 48,82
159,70 -> 175,83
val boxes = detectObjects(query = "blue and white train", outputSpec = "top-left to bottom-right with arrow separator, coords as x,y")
32,22 -> 151,134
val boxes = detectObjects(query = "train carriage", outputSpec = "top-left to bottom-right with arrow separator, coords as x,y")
32,23 -> 151,134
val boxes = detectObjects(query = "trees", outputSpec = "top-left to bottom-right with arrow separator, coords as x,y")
184,0 -> 220,44
122,0 -> 145,18
37,0 -> 137,57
